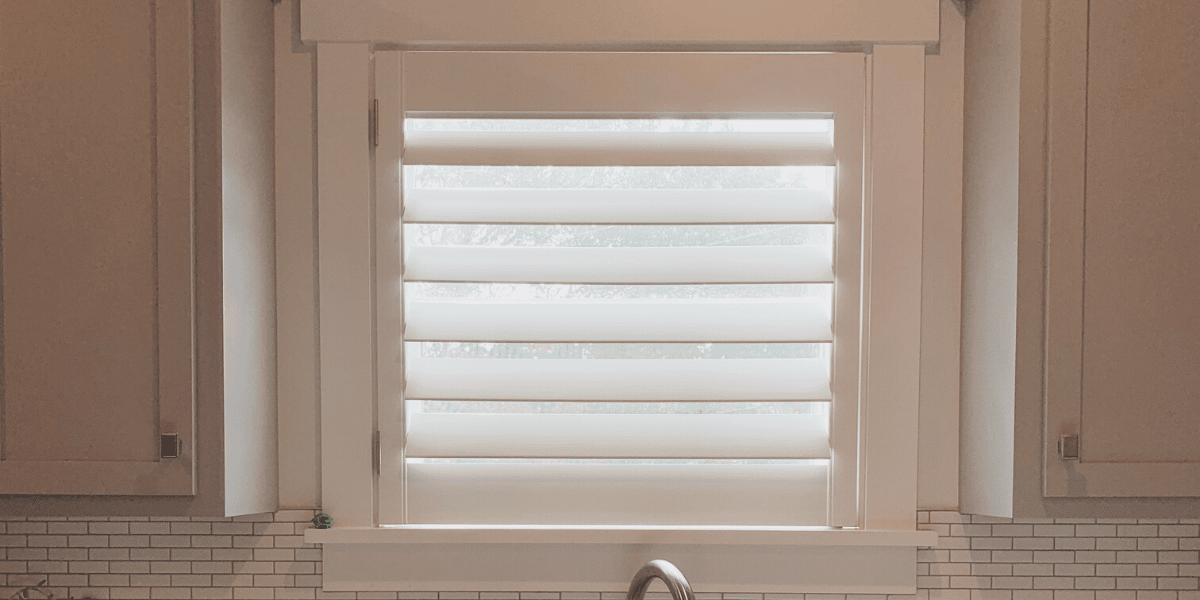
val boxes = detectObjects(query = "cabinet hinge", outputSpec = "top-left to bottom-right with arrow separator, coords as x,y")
1058,434 -> 1080,460
370,99 -> 379,148
160,433 -> 182,459
372,430 -> 381,473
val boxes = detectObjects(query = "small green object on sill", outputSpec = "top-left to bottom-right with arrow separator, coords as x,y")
312,512 -> 333,529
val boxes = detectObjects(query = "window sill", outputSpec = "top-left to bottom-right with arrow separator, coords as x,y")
308,526 -> 938,593
305,525 -> 937,546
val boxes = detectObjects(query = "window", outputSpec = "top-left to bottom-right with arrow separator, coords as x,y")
308,40 -> 930,593
375,52 -> 865,528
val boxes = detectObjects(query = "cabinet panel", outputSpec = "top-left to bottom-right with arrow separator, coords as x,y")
1044,0 -> 1200,497
0,0 -> 194,495
1080,0 -> 1200,465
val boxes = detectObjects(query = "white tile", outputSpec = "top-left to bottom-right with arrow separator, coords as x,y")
27,536 -> 68,548
255,524 -> 297,537
974,539 -> 1015,551
926,591 -> 971,600
1054,564 -> 1095,577
1032,578 -> 1073,590
931,513 -> 971,525
973,517 -> 1015,525
1072,579 -> 1115,590
929,564 -> 972,577
973,565 -> 1013,577
48,523 -> 89,535
1115,579 -> 1156,591
1011,592 -> 1053,600
1075,552 -> 1117,564
1052,592 -> 1095,600
1137,539 -> 1178,551
1137,564 -> 1177,577
48,548 -> 88,561
970,592 -> 1012,600
111,587 -> 152,600
1157,581 -> 1199,591
1034,527 -> 1075,538
1159,551 -> 1199,563
131,524 -> 172,536
1013,566 -> 1054,578
993,526 -> 1034,538
169,522 -> 212,535
1076,526 -> 1118,538
1095,565 -> 1136,578
950,577 -> 991,589
1033,552 -> 1075,564
171,574 -> 212,587
277,590 -> 317,600
1159,526 -> 1200,538
149,561 -> 191,574
1117,527 -> 1157,538
148,536 -> 190,549
990,578 -> 1034,590
234,588 -> 275,600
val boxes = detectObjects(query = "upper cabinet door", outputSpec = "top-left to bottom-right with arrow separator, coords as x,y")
1044,0 -> 1200,497
0,0 -> 195,495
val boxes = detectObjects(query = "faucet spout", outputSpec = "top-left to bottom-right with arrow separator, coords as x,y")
625,560 -> 696,600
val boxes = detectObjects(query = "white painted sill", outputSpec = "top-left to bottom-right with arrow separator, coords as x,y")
307,527 -> 938,594
305,525 -> 937,546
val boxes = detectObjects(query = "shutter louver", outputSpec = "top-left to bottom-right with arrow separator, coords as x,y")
397,118 -> 837,526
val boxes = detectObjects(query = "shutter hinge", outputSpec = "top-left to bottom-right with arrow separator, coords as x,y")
1058,434 -> 1080,460
372,430 -> 382,473
370,99 -> 379,148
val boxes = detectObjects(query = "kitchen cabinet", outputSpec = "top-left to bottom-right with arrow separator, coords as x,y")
0,0 -> 277,515
960,0 -> 1200,518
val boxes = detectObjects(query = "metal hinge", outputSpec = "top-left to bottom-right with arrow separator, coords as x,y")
370,99 -> 379,148
372,430 -> 381,473
161,433 -> 182,459
1058,435 -> 1080,460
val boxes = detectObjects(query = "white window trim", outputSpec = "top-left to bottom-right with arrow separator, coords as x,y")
302,0 -> 935,593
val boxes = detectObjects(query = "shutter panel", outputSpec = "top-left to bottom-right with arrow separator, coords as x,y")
396,119 -> 836,526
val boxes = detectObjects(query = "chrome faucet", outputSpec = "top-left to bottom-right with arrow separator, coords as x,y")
626,560 -> 696,600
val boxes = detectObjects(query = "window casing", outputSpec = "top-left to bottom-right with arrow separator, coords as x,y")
307,34 -> 931,593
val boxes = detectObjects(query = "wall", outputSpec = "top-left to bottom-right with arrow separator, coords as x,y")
959,0 -> 1023,519
221,0 -> 280,517
2,511 -> 1198,598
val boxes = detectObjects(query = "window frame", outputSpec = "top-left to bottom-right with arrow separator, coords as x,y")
378,50 -> 863,529
300,1 -> 934,592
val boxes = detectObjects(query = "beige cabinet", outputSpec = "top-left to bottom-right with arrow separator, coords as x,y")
1042,0 -> 1200,499
961,0 -> 1200,517
0,0 -> 277,515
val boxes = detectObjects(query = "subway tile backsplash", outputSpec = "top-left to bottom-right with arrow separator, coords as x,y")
1,511 -> 1197,600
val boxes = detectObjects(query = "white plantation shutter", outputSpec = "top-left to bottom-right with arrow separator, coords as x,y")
376,52 -> 866,528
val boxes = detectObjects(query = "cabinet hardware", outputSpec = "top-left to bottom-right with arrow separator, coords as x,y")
372,430 -> 381,473
1058,434 -> 1079,460
160,433 -> 182,459
370,99 -> 379,148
